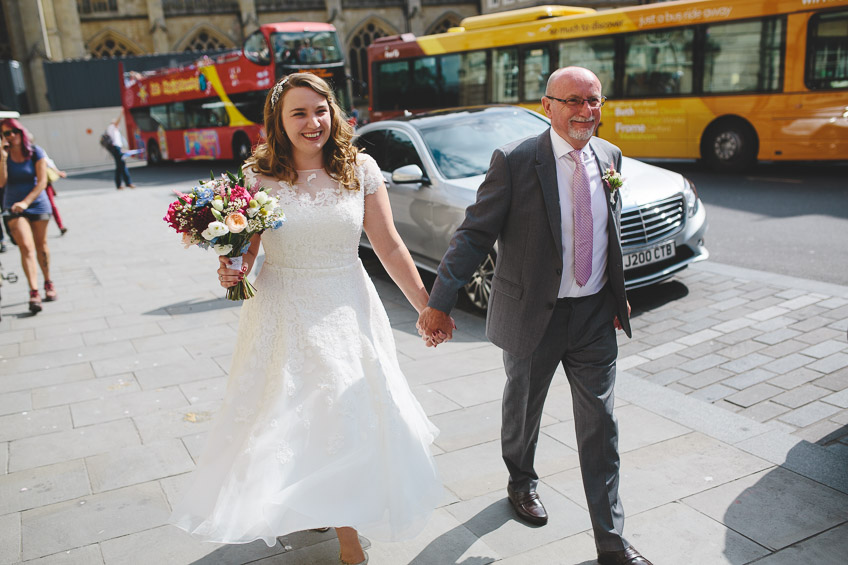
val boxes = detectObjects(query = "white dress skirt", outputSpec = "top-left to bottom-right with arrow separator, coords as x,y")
169,156 -> 442,546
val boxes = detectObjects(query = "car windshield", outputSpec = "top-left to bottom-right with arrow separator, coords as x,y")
416,110 -> 549,179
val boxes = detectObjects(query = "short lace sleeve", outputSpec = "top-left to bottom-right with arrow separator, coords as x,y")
357,153 -> 384,196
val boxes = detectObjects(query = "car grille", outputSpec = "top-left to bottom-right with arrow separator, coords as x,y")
621,195 -> 685,246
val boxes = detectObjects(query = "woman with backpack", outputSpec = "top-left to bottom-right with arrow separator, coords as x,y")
0,118 -> 58,313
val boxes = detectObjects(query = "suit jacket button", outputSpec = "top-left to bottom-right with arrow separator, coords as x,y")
556,268 -> 562,275
549,302 -> 555,310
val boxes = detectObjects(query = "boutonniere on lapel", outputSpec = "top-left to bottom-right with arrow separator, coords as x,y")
601,166 -> 624,205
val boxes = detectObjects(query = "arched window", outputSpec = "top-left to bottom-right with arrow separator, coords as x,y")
183,29 -> 231,52
348,20 -> 395,97
89,32 -> 143,58
426,13 -> 462,36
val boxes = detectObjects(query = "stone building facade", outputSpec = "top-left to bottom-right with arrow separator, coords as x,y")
0,1 -> 649,112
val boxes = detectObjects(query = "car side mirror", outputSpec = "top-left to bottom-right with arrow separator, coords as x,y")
391,164 -> 428,185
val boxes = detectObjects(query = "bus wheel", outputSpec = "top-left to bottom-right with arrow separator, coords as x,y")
232,133 -> 252,163
146,141 -> 162,166
701,118 -> 757,172
463,251 -> 496,311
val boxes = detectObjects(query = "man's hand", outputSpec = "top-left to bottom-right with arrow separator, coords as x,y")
614,300 -> 632,331
417,306 -> 456,347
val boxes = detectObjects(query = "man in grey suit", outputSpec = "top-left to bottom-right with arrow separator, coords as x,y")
418,67 -> 651,565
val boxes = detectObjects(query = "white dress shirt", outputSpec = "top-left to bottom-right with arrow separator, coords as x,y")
106,123 -> 123,149
550,129 -> 609,298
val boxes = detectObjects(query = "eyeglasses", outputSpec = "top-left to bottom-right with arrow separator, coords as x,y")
544,95 -> 606,109
1,129 -> 21,138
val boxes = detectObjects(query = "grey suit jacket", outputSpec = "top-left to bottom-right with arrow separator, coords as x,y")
429,129 -> 631,359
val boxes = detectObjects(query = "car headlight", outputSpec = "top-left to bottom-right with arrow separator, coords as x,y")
683,177 -> 699,218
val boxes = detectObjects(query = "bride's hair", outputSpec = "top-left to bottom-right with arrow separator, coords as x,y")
247,72 -> 360,191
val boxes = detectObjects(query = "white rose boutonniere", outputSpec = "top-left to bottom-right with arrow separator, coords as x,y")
602,166 -> 624,205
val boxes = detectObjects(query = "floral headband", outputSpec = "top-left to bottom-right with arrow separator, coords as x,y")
270,76 -> 290,108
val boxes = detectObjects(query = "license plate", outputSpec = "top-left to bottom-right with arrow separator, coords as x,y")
624,241 -> 676,270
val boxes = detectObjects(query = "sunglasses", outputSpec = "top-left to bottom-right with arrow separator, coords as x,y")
1,129 -> 21,138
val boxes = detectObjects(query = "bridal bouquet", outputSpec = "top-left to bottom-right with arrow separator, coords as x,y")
163,170 -> 285,300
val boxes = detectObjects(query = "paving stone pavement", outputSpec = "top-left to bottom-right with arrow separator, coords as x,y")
0,182 -> 846,564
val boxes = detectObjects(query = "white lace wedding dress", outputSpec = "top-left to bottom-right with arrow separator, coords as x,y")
169,154 -> 442,546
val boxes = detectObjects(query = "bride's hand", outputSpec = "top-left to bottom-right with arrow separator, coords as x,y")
217,256 -> 247,288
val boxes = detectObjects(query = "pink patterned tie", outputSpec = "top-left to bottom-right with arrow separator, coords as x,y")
569,150 -> 593,287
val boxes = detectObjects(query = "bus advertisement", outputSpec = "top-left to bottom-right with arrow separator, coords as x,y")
121,22 -> 350,165
367,0 -> 848,169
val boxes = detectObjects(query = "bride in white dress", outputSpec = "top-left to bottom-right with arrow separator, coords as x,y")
168,73 -> 446,564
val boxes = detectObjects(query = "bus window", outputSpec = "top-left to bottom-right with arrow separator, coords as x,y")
558,37 -> 615,94
375,61 -> 410,110
523,47 -> 550,101
492,48 -> 519,103
150,104 -> 170,130
170,102 -> 187,129
441,54 -> 461,107
244,30 -> 271,66
411,57 -> 438,109
462,51 -> 487,106
130,107 -> 158,132
441,51 -> 488,107
704,18 -> 783,94
624,29 -> 694,97
806,9 -> 848,89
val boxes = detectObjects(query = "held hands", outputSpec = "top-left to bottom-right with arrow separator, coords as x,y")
217,255 -> 250,288
416,306 -> 457,348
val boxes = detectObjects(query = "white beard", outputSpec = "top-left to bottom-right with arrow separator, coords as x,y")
569,121 -> 595,141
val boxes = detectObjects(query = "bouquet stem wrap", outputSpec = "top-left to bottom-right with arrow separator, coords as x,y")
226,255 -> 256,301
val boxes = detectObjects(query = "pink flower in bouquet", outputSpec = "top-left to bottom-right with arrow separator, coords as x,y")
224,212 -> 248,233
228,185 -> 252,210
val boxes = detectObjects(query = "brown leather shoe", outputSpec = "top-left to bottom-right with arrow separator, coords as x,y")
507,486 -> 548,526
597,546 -> 653,565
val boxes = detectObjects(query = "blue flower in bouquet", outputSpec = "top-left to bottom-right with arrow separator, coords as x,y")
193,186 -> 215,208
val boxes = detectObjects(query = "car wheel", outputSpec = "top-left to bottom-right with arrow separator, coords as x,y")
146,140 -> 162,166
232,133 -> 252,164
701,118 -> 757,172
463,251 -> 496,311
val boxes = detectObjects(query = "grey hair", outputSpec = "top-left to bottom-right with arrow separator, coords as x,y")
269,76 -> 290,108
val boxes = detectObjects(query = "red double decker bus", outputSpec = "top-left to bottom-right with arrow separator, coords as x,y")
121,22 -> 349,165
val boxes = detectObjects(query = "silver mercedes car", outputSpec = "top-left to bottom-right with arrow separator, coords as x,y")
356,106 -> 708,310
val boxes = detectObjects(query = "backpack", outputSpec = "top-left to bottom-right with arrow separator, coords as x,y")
99,132 -> 114,149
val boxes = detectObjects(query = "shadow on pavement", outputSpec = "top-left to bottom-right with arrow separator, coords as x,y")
145,296 -> 238,316
408,500 -> 508,565
627,280 -> 689,319
721,427 -> 848,563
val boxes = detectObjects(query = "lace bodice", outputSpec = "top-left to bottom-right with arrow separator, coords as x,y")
243,154 -> 383,270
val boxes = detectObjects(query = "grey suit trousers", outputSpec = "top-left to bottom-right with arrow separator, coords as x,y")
502,285 -> 626,552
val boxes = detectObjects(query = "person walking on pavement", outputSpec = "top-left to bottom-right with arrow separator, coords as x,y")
104,114 -> 135,189
168,73 -> 442,565
43,152 -> 68,235
417,66 -> 652,565
0,118 -> 58,313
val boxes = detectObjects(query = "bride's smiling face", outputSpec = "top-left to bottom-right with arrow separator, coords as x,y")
280,86 -> 331,159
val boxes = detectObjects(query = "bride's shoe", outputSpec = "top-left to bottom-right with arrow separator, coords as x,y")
339,550 -> 368,565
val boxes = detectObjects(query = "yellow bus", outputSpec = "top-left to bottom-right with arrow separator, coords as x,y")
367,0 -> 848,170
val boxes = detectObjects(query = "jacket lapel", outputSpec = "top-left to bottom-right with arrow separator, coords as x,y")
535,130 -> 563,262
589,139 -> 624,260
